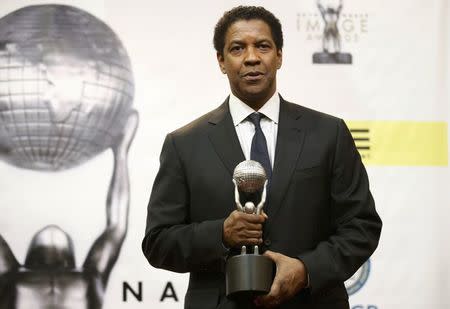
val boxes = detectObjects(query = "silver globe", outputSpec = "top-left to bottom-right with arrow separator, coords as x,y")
233,160 -> 267,193
0,5 -> 134,171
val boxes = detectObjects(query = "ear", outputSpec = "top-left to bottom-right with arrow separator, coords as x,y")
217,52 -> 226,74
276,49 -> 283,70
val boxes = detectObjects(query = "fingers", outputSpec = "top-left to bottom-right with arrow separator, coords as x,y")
244,238 -> 263,246
255,280 -> 282,308
245,222 -> 263,230
232,227 -> 263,246
223,210 -> 267,247
233,225 -> 262,237
239,237 -> 262,246
240,212 -> 266,223
230,210 -> 267,222
255,252 -> 308,307
243,229 -> 262,238
255,271 -> 288,308
229,211 -> 266,230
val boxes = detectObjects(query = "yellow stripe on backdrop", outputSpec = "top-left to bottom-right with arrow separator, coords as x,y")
345,121 -> 448,166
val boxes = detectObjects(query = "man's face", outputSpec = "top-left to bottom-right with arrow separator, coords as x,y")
217,19 -> 282,109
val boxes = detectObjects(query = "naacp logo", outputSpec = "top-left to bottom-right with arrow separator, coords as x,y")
345,259 -> 370,296
296,0 -> 368,65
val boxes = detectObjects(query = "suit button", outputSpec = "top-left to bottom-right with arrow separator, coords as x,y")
264,239 -> 271,246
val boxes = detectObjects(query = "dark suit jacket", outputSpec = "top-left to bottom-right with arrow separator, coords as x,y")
142,97 -> 382,309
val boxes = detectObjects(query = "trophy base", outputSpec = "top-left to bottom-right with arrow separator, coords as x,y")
313,52 -> 352,64
225,254 -> 274,297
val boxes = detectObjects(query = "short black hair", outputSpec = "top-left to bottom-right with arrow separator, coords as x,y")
213,6 -> 283,56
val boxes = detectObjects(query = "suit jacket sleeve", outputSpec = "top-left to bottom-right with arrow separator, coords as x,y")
298,119 -> 382,294
142,133 -> 227,273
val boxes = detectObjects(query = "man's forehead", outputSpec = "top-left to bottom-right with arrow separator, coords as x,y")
225,19 -> 273,43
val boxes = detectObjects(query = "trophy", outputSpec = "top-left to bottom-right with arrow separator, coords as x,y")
313,0 -> 352,64
225,160 -> 274,297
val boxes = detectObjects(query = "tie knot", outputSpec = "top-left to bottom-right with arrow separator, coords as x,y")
248,112 -> 264,127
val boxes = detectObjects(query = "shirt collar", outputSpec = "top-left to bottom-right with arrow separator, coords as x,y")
229,92 -> 280,126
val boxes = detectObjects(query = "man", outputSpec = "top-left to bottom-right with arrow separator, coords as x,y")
0,112 -> 138,308
142,6 -> 381,309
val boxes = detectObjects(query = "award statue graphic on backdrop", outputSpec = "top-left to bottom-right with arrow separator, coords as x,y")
226,160 -> 274,297
0,5 -> 137,308
313,0 -> 352,64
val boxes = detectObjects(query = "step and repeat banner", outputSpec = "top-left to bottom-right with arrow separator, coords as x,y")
0,0 -> 448,308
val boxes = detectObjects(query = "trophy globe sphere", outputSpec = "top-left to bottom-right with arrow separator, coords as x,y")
233,160 -> 267,193
0,5 -> 134,171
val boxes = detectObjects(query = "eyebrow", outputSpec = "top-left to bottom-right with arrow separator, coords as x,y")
228,38 -> 273,45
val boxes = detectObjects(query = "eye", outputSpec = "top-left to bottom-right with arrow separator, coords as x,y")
258,43 -> 271,51
230,45 -> 243,53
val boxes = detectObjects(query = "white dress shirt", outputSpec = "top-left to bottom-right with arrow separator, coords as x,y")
228,92 -> 280,168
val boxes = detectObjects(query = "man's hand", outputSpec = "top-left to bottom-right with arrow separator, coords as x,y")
254,251 -> 308,308
223,210 -> 267,248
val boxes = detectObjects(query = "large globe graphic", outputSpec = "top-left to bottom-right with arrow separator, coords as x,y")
0,5 -> 134,171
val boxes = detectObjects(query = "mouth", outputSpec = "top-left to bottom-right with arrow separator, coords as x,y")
242,71 -> 264,81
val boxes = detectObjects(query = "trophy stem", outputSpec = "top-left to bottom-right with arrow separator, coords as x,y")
241,245 -> 247,255
254,245 -> 259,255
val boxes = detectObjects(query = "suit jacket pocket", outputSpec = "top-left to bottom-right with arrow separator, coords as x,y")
184,288 -> 220,309
295,165 -> 325,178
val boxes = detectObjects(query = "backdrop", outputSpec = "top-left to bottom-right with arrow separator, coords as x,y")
0,0 -> 448,308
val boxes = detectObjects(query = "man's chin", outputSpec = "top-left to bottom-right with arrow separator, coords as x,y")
240,85 -> 268,97
235,90 -> 273,108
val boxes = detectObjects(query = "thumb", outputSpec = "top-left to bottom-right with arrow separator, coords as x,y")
263,250 -> 278,262
261,210 -> 268,219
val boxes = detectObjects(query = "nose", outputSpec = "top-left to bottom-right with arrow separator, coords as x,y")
244,46 -> 260,66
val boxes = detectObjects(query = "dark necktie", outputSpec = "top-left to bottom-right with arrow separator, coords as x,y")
248,113 -> 272,183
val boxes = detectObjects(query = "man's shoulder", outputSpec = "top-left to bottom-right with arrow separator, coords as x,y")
169,101 -> 227,139
283,99 -> 342,125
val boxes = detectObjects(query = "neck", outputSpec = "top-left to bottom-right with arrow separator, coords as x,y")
233,89 -> 276,111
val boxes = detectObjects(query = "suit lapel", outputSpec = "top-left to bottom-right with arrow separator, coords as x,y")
208,98 -> 245,177
266,98 -> 306,232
